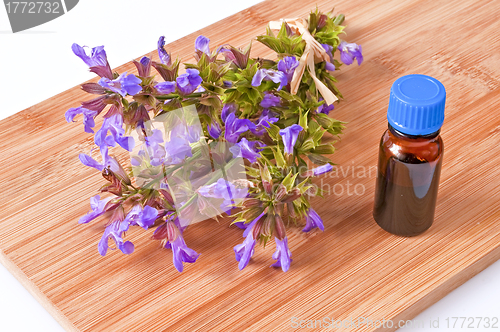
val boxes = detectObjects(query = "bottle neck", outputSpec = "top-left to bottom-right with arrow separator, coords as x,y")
388,123 -> 440,140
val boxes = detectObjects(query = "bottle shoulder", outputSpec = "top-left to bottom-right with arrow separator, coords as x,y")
379,129 -> 443,163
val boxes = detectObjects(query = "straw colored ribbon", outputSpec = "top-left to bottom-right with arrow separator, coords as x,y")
268,18 -> 338,105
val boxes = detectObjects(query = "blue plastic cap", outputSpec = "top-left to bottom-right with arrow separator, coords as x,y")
387,74 -> 446,135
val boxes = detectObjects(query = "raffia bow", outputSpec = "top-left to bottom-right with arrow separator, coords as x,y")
268,18 -> 338,105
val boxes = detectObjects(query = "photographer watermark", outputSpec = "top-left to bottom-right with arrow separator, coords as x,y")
291,316 -> 500,329
305,162 -> 378,197
3,0 -> 79,33
291,316 -> 425,329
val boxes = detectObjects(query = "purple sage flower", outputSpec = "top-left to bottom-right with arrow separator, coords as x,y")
79,147 -> 109,172
65,106 -> 97,133
124,205 -> 159,230
303,208 -> 325,232
94,115 -> 135,152
164,136 -> 193,164
133,56 -> 151,77
207,122 -> 221,139
325,61 -> 336,71
234,211 -> 266,270
98,72 -> 142,97
157,36 -> 171,66
166,233 -> 200,272
279,124 -> 303,154
79,195 -> 112,224
229,138 -> 262,163
155,81 -> 176,94
338,41 -> 363,65
195,35 -> 211,55
270,236 -> 292,272
321,43 -> 334,63
277,56 -> 299,83
224,112 -> 254,143
317,99 -> 335,115
260,92 -> 281,108
251,69 -> 288,91
221,103 -> 237,122
176,69 -> 203,95
72,43 -> 113,79
98,207 -> 135,256
199,178 -> 248,212
251,109 -> 279,136
234,231 -> 256,270
311,164 -> 333,176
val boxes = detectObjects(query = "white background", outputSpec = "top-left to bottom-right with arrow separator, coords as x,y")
0,1 -> 499,331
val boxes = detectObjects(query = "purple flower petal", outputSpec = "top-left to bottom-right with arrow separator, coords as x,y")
302,208 -> 325,232
260,92 -> 281,108
79,195 -> 111,224
224,112 -> 253,143
155,81 -> 176,94
317,99 -> 335,115
72,43 -> 108,68
65,107 -> 98,133
98,209 -> 134,256
140,205 -> 159,229
176,68 -> 203,95
195,35 -> 211,55
229,138 -> 262,163
167,234 -> 200,272
98,72 -> 142,97
270,236 -> 292,272
234,232 -> 256,270
325,61 -> 336,71
221,103 -> 237,122
279,124 -> 303,154
252,69 -> 287,91
207,122 -> 221,139
311,164 -> 333,176
72,43 -> 112,79
157,36 -> 171,66
277,56 -> 299,83
339,41 -> 363,66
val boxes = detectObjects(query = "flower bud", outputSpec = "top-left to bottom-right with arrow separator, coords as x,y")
244,207 -> 265,223
274,184 -> 287,201
287,202 -> 297,219
109,205 -> 125,225
262,213 -> 275,237
252,218 -> 264,239
151,222 -> 178,241
124,193 -> 143,205
165,222 -> 180,242
81,82 -> 107,95
317,14 -> 327,29
242,198 -> 261,209
263,180 -> 273,196
281,188 -> 301,203
158,189 -> 174,205
275,214 -> 287,240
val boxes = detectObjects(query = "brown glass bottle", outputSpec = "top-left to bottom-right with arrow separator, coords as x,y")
373,125 -> 443,236
373,74 -> 446,236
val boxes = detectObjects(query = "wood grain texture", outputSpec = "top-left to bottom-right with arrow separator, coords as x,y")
1,0 -> 500,331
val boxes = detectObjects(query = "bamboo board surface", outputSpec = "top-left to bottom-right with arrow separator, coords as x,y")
1,0 -> 500,331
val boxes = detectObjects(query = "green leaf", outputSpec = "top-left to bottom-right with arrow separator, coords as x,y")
281,170 -> 299,191
266,122 -> 281,141
307,153 -> 332,165
314,144 -> 336,154
272,146 -> 286,167
299,110 -> 308,131
315,113 -> 335,129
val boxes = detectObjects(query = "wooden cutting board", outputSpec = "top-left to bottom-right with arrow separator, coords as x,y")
1,0 -> 500,331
